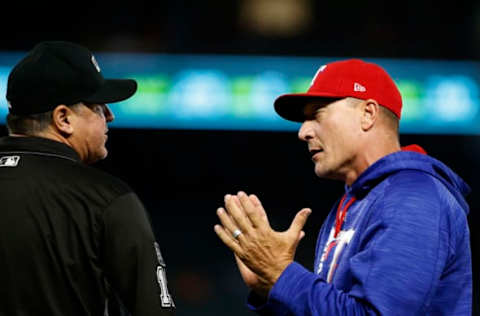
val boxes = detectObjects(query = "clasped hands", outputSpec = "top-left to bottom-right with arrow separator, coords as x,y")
214,191 -> 311,298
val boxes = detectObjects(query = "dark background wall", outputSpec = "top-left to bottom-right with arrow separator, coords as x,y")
1,1 -> 479,314
3,1 -> 480,61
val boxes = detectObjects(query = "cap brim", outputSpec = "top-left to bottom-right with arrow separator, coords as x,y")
274,92 -> 342,122
83,79 -> 137,104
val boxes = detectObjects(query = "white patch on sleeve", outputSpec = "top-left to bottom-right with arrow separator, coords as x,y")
154,242 -> 175,308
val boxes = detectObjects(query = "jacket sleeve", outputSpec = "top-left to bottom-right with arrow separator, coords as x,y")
248,175 -> 455,315
247,262 -> 377,315
102,192 -> 176,316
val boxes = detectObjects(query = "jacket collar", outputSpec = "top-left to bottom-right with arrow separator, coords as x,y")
0,136 -> 81,163
346,148 -> 470,208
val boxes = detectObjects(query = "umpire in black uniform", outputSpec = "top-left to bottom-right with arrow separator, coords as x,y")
0,41 -> 175,315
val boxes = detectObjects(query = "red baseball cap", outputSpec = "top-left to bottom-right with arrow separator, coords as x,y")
274,59 -> 402,122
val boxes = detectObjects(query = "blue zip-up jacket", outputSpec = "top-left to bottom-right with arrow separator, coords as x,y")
248,149 -> 472,315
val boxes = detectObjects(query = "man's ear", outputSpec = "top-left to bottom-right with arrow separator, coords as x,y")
52,105 -> 75,136
360,99 -> 380,131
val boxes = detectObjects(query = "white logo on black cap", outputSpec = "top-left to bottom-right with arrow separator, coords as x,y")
91,55 -> 101,72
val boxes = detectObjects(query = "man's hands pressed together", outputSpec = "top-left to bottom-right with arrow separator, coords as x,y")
214,191 -> 311,298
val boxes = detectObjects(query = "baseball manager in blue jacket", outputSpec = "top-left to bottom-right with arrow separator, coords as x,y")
214,59 -> 472,315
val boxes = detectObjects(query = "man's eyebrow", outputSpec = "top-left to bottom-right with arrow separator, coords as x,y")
307,103 -> 327,113
301,104 -> 320,118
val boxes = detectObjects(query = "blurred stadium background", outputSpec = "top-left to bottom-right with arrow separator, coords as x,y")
0,1 -> 479,314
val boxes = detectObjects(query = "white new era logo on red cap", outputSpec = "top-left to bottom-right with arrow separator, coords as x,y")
354,82 -> 366,92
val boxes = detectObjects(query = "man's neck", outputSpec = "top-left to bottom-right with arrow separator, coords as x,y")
344,140 -> 401,186
10,131 -> 73,149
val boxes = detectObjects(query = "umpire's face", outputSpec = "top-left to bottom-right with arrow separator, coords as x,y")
70,102 -> 114,164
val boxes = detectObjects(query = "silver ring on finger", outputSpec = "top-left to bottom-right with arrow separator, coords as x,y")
232,229 -> 242,239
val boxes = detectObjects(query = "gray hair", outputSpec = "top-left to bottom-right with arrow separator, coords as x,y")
6,103 -> 82,136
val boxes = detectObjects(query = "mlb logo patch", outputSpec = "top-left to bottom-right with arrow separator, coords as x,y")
0,156 -> 20,167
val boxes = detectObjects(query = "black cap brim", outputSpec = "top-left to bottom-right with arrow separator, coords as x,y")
82,79 -> 137,104
274,93 -> 341,122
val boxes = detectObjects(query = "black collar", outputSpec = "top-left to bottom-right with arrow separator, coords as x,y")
0,136 -> 81,163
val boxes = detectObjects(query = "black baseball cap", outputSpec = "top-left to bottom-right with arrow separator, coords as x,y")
6,41 -> 137,115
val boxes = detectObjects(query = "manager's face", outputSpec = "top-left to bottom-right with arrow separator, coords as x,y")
297,98 -> 362,183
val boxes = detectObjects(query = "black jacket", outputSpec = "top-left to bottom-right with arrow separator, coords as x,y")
0,136 -> 175,316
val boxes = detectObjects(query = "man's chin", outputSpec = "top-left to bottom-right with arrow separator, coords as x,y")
85,150 -> 108,164
314,166 -> 338,180
314,167 -> 328,178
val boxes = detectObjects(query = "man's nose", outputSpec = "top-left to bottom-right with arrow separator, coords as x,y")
104,104 -> 115,122
298,120 -> 314,141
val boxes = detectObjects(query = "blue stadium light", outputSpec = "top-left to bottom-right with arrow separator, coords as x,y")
1,52 -> 479,134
